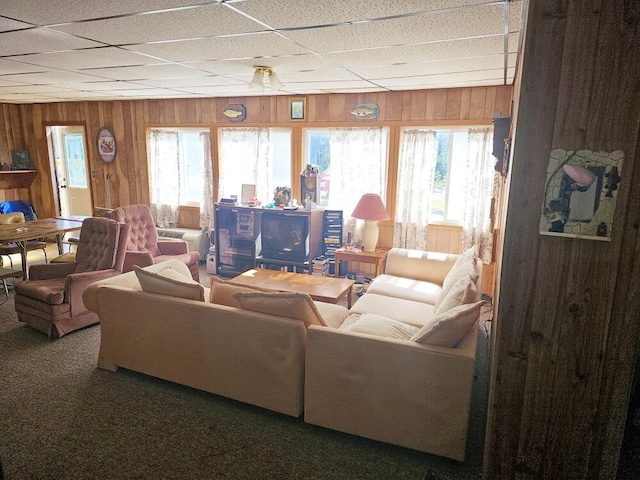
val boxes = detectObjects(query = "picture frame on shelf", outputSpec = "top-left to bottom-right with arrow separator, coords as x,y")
290,98 -> 306,120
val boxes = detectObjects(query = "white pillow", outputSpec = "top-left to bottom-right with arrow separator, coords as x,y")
134,265 -> 205,302
411,300 -> 485,347
341,313 -> 418,340
442,247 -> 478,290
434,273 -> 479,315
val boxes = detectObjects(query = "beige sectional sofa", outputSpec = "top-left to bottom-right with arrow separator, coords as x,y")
304,247 -> 483,461
83,248 -> 484,461
83,260 -> 348,418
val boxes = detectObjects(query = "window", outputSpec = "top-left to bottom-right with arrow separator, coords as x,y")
218,128 -> 291,204
304,127 -> 389,212
147,128 -> 212,228
396,127 -> 496,258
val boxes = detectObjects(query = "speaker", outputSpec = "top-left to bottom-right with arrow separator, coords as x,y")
493,116 -> 511,176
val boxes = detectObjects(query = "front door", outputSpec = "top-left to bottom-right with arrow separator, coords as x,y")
47,126 -> 92,217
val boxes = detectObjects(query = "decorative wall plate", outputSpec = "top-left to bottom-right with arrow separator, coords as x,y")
350,103 -> 379,120
222,104 -> 246,122
96,127 -> 116,164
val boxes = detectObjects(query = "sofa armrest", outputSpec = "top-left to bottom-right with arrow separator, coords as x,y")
304,325 -> 477,460
158,240 -> 188,255
28,262 -> 76,280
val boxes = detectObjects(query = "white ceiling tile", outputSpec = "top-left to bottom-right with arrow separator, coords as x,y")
0,28 -> 102,56
0,18 -> 32,32
376,69 -> 508,88
10,47 -> 165,70
56,81 -> 159,91
0,0 -> 214,25
349,56 -> 505,79
53,4 -> 264,45
2,70 -> 110,85
323,36 -> 504,68
131,76 -> 245,88
0,59 -> 48,75
0,84 -> 76,94
234,0 -> 488,28
185,54 -> 341,76
283,4 -> 505,53
83,63 -> 211,81
275,69 -> 362,83
125,32 -> 308,62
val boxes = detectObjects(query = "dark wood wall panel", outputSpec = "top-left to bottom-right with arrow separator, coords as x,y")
0,86 -> 511,218
485,2 -> 640,479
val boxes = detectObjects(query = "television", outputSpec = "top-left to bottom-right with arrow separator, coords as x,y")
260,212 -> 311,261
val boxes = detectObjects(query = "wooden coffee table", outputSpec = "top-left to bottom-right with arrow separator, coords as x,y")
231,268 -> 355,308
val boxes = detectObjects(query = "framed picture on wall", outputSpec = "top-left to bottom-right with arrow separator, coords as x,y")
290,98 -> 306,120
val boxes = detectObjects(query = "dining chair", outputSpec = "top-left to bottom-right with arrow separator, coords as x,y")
0,212 -> 48,268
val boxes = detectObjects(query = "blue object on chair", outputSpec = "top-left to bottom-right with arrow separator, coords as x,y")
0,200 -> 38,220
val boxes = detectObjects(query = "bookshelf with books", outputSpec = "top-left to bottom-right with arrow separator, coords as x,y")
322,210 -> 343,276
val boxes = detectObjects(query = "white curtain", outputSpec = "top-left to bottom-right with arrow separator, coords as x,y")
328,127 -> 388,242
218,128 -> 272,203
393,129 -> 438,249
199,131 -> 214,229
148,129 -> 180,227
460,128 -> 498,263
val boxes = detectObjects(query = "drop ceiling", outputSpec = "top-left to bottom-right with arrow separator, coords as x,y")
0,0 -> 523,104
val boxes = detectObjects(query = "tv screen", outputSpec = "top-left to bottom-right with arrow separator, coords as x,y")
260,213 -> 309,261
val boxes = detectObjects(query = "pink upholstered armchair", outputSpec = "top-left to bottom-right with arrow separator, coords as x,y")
106,204 -> 200,280
14,217 -> 130,338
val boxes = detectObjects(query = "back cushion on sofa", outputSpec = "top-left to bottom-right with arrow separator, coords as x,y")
411,300 -> 486,347
134,265 -> 205,301
442,247 -> 478,289
340,313 -> 418,340
233,292 -> 326,327
209,276 -> 269,308
384,248 -> 459,284
434,273 -> 480,315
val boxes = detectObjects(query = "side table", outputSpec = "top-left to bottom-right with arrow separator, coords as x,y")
334,248 -> 389,278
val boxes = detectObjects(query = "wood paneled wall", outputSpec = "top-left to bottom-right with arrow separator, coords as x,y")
485,1 -> 640,478
0,86 -> 511,220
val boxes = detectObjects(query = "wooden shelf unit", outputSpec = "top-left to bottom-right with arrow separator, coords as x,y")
0,170 -> 38,190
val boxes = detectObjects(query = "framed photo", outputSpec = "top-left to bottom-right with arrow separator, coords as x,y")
290,98 -> 306,120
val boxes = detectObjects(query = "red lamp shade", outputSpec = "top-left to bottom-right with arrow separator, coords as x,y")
351,194 -> 389,221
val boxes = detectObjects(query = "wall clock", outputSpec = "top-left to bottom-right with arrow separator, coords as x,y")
96,126 -> 117,164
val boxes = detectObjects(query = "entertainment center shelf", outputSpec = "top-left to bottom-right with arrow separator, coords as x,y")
213,203 -> 324,276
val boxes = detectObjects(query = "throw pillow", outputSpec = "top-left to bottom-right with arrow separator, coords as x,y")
442,246 -> 478,290
434,273 -> 479,315
341,313 -> 418,340
411,300 -> 486,347
233,292 -> 326,327
209,276 -> 270,308
134,265 -> 205,302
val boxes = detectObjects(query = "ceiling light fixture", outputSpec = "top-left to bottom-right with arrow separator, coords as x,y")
249,66 -> 283,91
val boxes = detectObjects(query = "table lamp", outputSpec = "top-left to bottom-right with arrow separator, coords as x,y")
351,193 -> 389,251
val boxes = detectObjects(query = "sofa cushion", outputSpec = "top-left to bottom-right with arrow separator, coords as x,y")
366,274 -> 441,305
340,313 -> 418,340
134,265 -> 205,302
350,293 -> 435,328
209,276 -> 270,308
434,273 -> 479,315
411,300 -> 485,347
234,292 -> 327,327
384,248 -> 460,284
442,247 -> 478,290
313,301 -> 350,329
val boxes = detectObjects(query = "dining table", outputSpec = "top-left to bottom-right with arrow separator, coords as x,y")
0,217 -> 85,279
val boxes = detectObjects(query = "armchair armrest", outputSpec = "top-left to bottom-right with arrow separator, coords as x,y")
66,269 -> 121,317
157,239 -> 188,255
29,262 -> 76,280
123,251 -> 154,272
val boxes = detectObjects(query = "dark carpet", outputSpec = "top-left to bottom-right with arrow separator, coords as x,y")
0,265 -> 492,480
